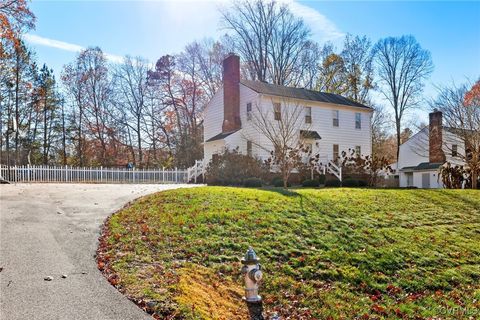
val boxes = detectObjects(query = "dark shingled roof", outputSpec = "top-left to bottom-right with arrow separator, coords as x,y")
401,162 -> 443,171
241,80 -> 372,110
205,130 -> 239,143
414,162 -> 444,171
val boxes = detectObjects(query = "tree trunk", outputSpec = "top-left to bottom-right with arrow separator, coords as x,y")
472,169 -> 478,189
43,95 -> 48,165
395,117 -> 401,162
14,52 -> 20,165
61,102 -> 67,166
137,118 -> 142,166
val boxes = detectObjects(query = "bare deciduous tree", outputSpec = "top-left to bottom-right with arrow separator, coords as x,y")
341,34 -> 374,105
249,99 -> 308,188
220,0 -> 311,86
371,104 -> 395,163
112,56 -> 152,166
432,80 -> 480,189
373,35 -> 433,161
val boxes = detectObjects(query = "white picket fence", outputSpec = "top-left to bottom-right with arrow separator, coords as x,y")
0,165 -> 192,184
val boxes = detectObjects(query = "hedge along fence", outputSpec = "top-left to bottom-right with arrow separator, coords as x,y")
0,165 -> 189,184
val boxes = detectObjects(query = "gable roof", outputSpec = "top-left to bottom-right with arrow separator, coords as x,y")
241,80 -> 372,110
400,162 -> 443,171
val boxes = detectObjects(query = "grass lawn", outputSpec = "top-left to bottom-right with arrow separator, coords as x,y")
97,187 -> 480,319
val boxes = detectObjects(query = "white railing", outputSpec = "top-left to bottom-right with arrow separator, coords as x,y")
315,156 -> 342,181
0,165 -> 189,184
187,160 -> 205,183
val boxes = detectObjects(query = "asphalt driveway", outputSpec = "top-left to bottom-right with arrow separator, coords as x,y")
0,183 -> 198,320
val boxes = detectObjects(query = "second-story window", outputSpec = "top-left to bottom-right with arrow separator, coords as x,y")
452,144 -> 458,157
247,102 -> 252,121
355,113 -> 361,129
274,102 -> 281,120
333,110 -> 339,127
305,107 -> 312,124
247,140 -> 253,157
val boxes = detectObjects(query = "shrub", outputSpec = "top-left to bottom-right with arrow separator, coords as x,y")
342,179 -> 359,187
318,174 -> 326,185
325,179 -> 341,187
271,177 -> 291,187
243,177 -> 263,188
206,148 -> 268,186
302,179 -> 320,188
358,180 -> 368,187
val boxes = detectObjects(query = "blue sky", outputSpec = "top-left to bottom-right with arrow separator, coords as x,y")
27,1 -> 480,123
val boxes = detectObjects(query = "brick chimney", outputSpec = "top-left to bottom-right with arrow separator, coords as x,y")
429,110 -> 446,163
222,54 -> 241,133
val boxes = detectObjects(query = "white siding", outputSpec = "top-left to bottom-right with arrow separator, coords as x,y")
203,83 -> 373,163
444,130 -> 465,165
203,85 -> 259,162
400,169 -> 444,189
398,127 -> 429,170
204,140 -> 225,164
203,86 -> 224,142
240,93 -> 373,161
413,171 -> 443,188
398,127 -> 465,188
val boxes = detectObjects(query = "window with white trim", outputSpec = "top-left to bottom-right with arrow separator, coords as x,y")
355,145 -> 361,156
305,107 -> 312,124
333,110 -> 339,127
333,144 -> 339,162
246,102 -> 252,120
273,103 -> 281,121
452,144 -> 458,157
355,113 -> 361,129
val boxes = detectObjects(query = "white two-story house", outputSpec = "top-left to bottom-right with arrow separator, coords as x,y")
203,54 -> 373,179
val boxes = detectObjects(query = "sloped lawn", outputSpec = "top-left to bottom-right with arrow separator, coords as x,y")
97,187 -> 480,319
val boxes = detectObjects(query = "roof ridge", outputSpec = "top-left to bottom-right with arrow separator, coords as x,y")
240,80 -> 371,110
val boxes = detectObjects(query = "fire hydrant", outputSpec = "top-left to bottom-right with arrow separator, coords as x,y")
241,247 -> 264,320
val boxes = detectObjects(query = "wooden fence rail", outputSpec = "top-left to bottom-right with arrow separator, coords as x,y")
0,165 -> 189,184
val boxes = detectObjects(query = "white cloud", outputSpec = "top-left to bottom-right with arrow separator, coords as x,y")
284,0 -> 345,42
23,34 -> 124,63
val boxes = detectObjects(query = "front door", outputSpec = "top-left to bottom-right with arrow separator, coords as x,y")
422,173 -> 430,188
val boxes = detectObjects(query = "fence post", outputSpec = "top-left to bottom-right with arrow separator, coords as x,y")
175,167 -> 178,183
194,160 -> 198,184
